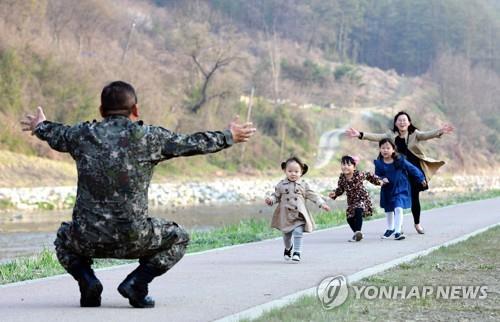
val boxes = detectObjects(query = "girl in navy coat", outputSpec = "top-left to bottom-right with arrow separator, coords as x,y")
374,139 -> 426,240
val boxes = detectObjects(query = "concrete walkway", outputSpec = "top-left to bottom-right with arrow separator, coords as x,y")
1,198 -> 499,322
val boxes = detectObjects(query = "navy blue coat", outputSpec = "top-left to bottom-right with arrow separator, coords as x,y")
374,156 -> 425,212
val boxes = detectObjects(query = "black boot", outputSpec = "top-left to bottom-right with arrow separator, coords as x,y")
117,264 -> 163,308
67,264 -> 103,307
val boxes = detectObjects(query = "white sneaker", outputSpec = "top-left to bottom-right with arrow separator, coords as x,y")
292,252 -> 301,262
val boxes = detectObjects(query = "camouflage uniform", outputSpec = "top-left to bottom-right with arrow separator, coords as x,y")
34,115 -> 233,273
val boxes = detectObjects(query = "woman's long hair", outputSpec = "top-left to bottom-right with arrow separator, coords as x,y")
392,111 -> 418,134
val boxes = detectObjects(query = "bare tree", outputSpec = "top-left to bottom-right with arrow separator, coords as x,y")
69,0 -> 115,57
188,49 -> 237,113
171,6 -> 241,114
429,51 -> 500,166
46,0 -> 76,48
266,29 -> 281,102
0,0 -> 47,43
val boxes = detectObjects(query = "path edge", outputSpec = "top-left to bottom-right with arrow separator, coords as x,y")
214,221 -> 500,322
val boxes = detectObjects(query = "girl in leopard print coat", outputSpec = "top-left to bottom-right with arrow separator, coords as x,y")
329,155 -> 383,242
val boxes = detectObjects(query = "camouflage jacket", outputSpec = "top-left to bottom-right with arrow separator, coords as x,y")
35,115 -> 233,244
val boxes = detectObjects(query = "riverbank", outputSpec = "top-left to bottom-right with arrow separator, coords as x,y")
0,175 -> 499,211
1,189 -> 499,285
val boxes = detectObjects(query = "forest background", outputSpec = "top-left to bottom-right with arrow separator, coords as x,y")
0,0 -> 499,187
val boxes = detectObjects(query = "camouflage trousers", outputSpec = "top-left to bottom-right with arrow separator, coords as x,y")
54,217 -> 190,274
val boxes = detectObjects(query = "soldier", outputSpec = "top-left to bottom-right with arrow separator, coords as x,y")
20,81 -> 256,308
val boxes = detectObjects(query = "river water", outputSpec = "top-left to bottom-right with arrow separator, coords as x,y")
1,187 -> 486,263
0,200 -> 346,263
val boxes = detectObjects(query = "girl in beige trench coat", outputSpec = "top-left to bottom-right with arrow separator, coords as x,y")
265,157 -> 330,262
346,111 -> 453,234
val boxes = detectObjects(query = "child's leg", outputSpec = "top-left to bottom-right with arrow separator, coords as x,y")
353,208 -> 363,232
394,207 -> 404,233
385,211 -> 395,230
346,216 -> 357,232
283,231 -> 293,250
292,225 -> 305,254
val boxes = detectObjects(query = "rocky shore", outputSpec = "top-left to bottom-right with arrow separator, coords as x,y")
0,176 -> 498,211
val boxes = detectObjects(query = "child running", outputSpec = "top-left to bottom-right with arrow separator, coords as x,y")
265,157 -> 330,262
375,139 -> 426,240
328,155 -> 382,242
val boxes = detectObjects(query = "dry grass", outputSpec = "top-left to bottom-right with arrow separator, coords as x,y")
0,150 -> 76,187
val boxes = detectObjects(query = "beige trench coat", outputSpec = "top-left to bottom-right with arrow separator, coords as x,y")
269,178 -> 326,233
362,129 -> 445,180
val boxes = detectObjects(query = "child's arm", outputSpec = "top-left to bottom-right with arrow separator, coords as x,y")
374,160 -> 388,184
265,185 -> 281,206
404,159 -> 426,185
363,171 -> 383,186
328,177 -> 344,199
305,182 -> 330,211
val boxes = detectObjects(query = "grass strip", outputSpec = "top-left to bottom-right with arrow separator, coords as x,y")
245,225 -> 500,321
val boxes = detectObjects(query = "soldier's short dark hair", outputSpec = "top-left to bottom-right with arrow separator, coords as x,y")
101,81 -> 138,116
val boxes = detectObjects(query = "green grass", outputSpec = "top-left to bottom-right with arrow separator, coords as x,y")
0,189 -> 499,285
246,225 -> 500,322
0,198 -> 14,210
0,249 -> 135,284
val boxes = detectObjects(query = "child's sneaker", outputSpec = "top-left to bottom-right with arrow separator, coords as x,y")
348,235 -> 356,242
284,246 -> 293,261
354,231 -> 363,242
292,252 -> 301,262
394,233 -> 406,240
381,229 -> 395,239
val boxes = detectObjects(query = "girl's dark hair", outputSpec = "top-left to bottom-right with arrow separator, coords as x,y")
281,156 -> 308,175
377,138 -> 400,161
341,155 -> 356,166
392,111 -> 418,134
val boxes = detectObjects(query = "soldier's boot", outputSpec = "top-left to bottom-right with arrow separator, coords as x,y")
117,264 -> 162,308
67,264 -> 103,307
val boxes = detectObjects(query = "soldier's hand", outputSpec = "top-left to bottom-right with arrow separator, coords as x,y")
21,106 -> 46,135
229,115 -> 256,143
321,203 -> 331,211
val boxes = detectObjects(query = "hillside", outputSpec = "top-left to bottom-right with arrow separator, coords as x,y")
0,0 -> 498,187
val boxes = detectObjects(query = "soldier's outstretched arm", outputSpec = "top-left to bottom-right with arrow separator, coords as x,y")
159,116 -> 256,159
21,106 -> 77,153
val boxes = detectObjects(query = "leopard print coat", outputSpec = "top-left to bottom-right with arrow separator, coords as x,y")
331,170 -> 381,218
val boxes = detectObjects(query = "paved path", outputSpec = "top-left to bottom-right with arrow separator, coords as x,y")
1,198 -> 499,322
